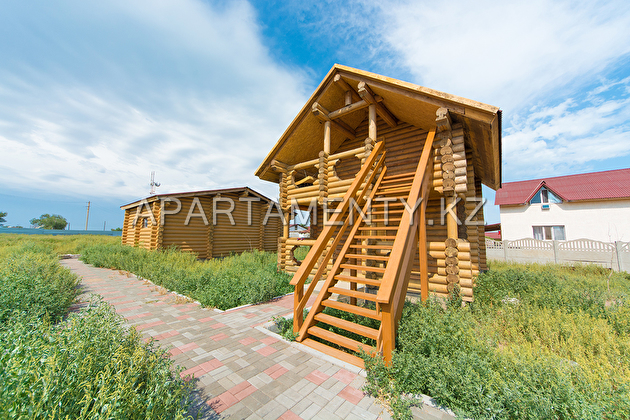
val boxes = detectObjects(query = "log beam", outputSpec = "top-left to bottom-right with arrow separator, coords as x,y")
357,82 -> 397,128
328,99 -> 369,120
312,102 -> 356,139
333,73 -> 361,102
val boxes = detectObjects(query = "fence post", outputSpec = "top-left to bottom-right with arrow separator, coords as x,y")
552,240 -> 559,264
503,240 -> 509,262
615,241 -> 623,272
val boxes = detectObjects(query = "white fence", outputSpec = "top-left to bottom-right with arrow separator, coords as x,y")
486,238 -> 630,272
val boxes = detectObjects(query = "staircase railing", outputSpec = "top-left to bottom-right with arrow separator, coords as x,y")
290,140 -> 386,333
376,129 -> 435,362
296,166 -> 388,342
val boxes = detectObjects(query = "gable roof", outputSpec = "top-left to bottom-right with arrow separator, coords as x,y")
255,64 -> 502,189
121,187 -> 275,210
495,168 -> 630,206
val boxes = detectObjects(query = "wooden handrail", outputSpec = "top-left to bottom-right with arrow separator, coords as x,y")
287,145 -> 366,171
376,129 -> 435,304
290,141 -> 386,331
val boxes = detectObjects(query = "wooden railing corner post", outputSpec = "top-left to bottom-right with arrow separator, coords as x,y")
381,304 -> 395,365
318,151 -> 329,205
294,285 -> 304,333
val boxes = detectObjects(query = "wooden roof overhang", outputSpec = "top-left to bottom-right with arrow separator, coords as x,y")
256,64 -> 502,190
121,187 -> 275,210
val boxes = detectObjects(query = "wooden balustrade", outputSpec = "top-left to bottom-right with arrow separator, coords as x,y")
290,141 -> 386,333
376,128 -> 435,363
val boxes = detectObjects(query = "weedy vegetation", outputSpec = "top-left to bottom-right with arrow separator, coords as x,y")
0,235 -> 194,419
80,243 -> 294,310
275,261 -> 630,420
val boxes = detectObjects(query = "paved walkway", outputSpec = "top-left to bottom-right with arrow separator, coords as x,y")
61,258 -> 456,420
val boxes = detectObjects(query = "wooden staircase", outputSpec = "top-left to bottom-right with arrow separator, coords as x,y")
300,172 -> 415,366
289,130 -> 436,368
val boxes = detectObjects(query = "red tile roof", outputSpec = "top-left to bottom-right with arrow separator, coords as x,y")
495,168 -> 630,205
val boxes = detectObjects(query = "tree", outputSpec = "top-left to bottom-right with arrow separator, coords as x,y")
0,211 -> 6,225
111,227 -> 122,231
30,214 -> 68,230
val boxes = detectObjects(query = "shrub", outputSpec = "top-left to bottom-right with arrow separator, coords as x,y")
0,245 -> 79,323
0,301 -> 193,419
81,243 -> 293,310
360,263 -> 630,419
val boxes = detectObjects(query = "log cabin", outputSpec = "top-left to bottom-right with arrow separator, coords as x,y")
120,187 -> 282,259
256,65 -> 502,366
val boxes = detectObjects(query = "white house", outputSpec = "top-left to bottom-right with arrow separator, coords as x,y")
495,168 -> 630,243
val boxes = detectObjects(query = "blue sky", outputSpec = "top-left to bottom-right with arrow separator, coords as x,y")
1,0 -> 629,229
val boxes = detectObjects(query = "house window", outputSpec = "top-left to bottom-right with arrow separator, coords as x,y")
142,218 -> 148,228
530,187 -> 562,204
533,225 -> 565,240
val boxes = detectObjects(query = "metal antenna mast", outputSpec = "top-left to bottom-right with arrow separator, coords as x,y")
149,171 -> 161,195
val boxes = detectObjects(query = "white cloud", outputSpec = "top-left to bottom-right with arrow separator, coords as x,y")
377,0 -> 630,111
0,0 -> 307,202
502,80 -> 630,178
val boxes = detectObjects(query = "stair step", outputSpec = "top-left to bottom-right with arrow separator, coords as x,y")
377,187 -> 411,195
378,182 -> 412,189
314,313 -> 379,340
334,274 -> 382,287
340,263 -> 386,273
382,172 -> 416,181
358,226 -> 398,231
349,244 -> 393,250
370,209 -> 404,215
344,253 -> 390,261
321,299 -> 381,320
329,286 -> 379,301
371,202 -> 405,208
353,235 -> 396,240
301,338 -> 366,368
368,218 -> 402,224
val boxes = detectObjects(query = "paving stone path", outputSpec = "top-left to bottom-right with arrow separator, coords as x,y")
61,258 -> 456,420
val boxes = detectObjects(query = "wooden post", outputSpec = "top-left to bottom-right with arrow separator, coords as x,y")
381,303 -> 395,365
324,121 -> 331,154
207,202 -> 214,258
318,151 -> 329,205
258,205 -> 265,251
446,196 -> 458,239
419,200 -> 429,302
368,104 -> 377,140
294,280 -> 304,333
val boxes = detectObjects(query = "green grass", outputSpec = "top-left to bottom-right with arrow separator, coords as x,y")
0,235 -> 195,419
0,301 -> 193,420
0,233 -> 119,255
271,261 -> 630,419
360,262 -> 630,419
80,242 -> 294,310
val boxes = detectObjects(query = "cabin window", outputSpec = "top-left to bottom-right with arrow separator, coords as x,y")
530,187 -> 562,204
533,225 -> 565,240
142,218 -> 148,228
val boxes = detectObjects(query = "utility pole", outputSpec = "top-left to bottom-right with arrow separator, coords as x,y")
85,201 -> 91,230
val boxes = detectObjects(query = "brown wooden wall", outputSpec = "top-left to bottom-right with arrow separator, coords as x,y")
334,118 -> 429,181
120,193 -> 281,259
293,115 -> 488,300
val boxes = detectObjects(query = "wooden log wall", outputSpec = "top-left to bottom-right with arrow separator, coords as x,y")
211,193 -> 280,257
335,119 -> 430,180
121,209 -> 134,246
119,193 -> 282,260
161,196 -> 213,258
121,203 -> 161,250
